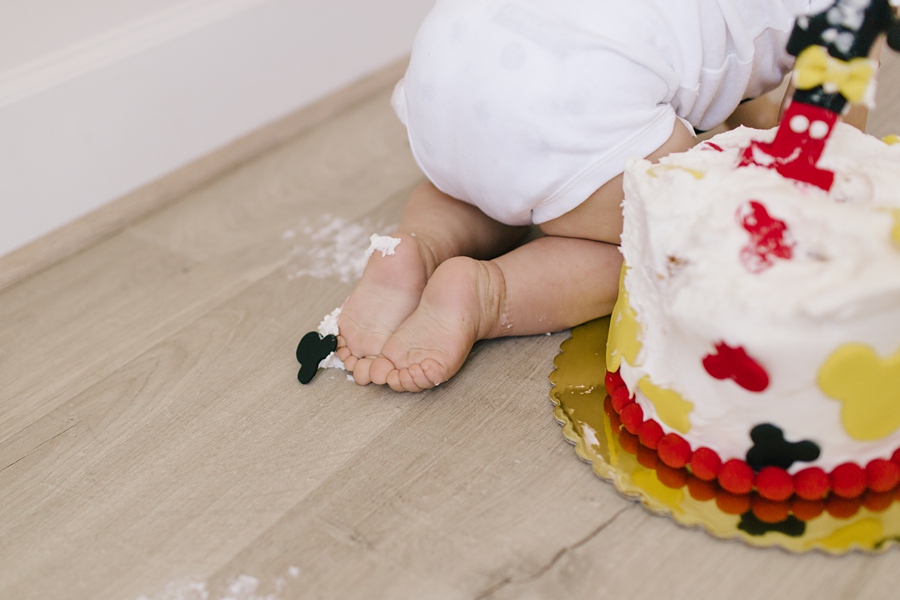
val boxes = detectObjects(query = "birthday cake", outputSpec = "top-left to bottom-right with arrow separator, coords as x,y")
604,0 -> 900,502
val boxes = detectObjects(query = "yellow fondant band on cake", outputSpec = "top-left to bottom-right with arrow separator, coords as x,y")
638,377 -> 694,434
818,343 -> 900,441
607,266 -> 642,372
883,134 -> 900,146
793,45 -> 875,103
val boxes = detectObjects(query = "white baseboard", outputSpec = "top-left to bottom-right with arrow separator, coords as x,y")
0,0 -> 432,259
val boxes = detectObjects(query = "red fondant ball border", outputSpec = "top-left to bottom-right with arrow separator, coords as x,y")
604,370 -> 900,501
607,395 -> 900,523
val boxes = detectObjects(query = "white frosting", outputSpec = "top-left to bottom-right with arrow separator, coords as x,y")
364,234 -> 402,260
619,124 -> 900,472
317,306 -> 345,370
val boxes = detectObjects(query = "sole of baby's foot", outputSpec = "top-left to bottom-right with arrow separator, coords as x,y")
336,232 -> 432,368
366,256 -> 503,392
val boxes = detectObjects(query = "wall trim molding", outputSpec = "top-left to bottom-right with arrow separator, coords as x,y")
0,58 -> 407,293
0,0 -> 269,109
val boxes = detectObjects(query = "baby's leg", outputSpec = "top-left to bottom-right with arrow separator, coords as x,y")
336,181 -> 526,370
351,119 -> 695,392
352,235 -> 622,392
725,93 -> 783,131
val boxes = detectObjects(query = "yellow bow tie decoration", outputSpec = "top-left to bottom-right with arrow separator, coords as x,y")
793,45 -> 876,103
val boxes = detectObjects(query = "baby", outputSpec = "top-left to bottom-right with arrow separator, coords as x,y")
333,0 -> 865,392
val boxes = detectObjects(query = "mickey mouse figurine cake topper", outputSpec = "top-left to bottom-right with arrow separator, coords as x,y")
739,0 -> 900,190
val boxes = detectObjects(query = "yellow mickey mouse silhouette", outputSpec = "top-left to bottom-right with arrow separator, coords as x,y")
646,165 -> 705,180
891,210 -> 900,249
638,377 -> 694,434
607,266 -> 642,372
818,343 -> 900,441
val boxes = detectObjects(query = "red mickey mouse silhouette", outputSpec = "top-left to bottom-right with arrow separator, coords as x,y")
703,342 -> 770,392
737,200 -> 794,273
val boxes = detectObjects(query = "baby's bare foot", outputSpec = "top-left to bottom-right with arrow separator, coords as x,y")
353,256 -> 504,392
336,232 -> 431,371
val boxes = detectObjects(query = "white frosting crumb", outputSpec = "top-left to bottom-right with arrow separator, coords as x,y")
284,214 -> 398,283
317,307 -> 341,336
318,353 -> 345,371
134,565 -> 302,600
223,574 -> 261,599
363,234 -> 401,261
317,307 -> 345,370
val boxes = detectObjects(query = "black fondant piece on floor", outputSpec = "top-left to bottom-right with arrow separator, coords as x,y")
296,331 -> 338,384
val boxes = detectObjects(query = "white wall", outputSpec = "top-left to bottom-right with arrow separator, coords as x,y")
0,0 -> 192,71
0,0 -> 433,258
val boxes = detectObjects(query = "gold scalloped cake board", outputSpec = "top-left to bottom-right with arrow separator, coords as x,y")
550,318 -> 900,554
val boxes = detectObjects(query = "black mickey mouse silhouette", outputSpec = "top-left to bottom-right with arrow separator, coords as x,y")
745,424 -> 821,471
296,331 -> 338,384
738,511 -> 806,538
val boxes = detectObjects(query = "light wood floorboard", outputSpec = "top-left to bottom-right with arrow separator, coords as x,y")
4,52 -> 900,600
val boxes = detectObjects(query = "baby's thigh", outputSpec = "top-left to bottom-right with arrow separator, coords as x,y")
540,120 -> 695,244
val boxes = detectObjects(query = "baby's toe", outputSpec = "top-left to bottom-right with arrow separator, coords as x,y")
368,356 -> 396,386
408,364 -> 433,391
397,368 -> 425,393
420,359 -> 446,386
385,370 -> 408,392
352,358 -> 374,385
342,353 -> 359,372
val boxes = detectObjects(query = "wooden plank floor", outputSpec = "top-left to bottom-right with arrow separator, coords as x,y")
4,52 -> 900,599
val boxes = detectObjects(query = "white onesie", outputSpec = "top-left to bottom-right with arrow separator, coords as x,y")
392,0 -> 832,225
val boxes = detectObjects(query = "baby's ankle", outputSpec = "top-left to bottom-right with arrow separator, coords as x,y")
427,256 -> 507,341
394,230 -> 441,279
475,260 -> 510,340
